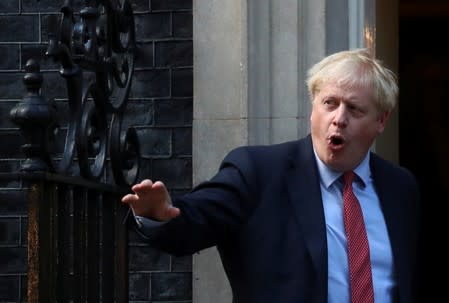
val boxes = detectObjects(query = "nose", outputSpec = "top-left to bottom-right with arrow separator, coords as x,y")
332,104 -> 348,127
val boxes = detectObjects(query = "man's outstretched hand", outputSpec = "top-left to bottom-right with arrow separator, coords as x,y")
121,179 -> 180,222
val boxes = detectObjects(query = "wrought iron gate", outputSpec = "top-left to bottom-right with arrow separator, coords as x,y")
1,0 -> 139,302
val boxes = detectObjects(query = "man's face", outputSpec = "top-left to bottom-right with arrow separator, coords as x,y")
310,81 -> 389,172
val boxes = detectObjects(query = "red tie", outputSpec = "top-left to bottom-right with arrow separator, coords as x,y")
343,171 -> 374,303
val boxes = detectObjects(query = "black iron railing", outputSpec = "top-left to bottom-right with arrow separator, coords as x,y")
0,172 -> 130,302
1,0 -> 139,302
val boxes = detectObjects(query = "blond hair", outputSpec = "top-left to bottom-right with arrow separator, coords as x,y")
306,48 -> 398,113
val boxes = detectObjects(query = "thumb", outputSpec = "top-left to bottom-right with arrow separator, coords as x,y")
164,205 -> 181,220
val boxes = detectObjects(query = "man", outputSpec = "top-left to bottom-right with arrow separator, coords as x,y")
122,48 -> 420,302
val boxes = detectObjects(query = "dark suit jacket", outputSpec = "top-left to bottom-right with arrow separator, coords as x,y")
144,135 -> 420,303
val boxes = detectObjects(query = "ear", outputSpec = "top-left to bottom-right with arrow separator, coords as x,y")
377,111 -> 390,134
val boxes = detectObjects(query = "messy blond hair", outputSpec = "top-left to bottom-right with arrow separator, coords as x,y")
306,48 -> 398,113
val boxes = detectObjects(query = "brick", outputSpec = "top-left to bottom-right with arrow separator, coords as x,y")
151,272 -> 192,301
0,160 -> 20,174
0,100 -> 20,129
40,71 -> 68,100
130,0 -> 150,12
0,217 -> 20,245
134,158 -> 152,183
40,13 -> 62,44
0,44 -> 20,70
128,246 -> 170,271
135,13 -> 171,40
132,69 -> 170,98
0,247 -> 27,274
0,15 -> 39,43
128,273 -> 150,301
21,44 -> 59,71
173,12 -> 193,38
171,255 -> 192,272
0,275 -> 20,301
0,182 -> 21,193
138,128 -> 171,158
154,98 -> 192,126
172,68 -> 193,97
135,42 -> 154,68
173,128 -> 192,156
21,218 -> 27,246
0,73 -> 26,99
151,0 -> 192,11
152,158 -> 191,188
122,99 -> 154,127
128,225 -> 148,245
155,40 -> 193,67
21,0 -> 65,13
0,130 -> 24,158
0,0 -> 19,13
0,189 -> 28,215
20,274 -> 27,302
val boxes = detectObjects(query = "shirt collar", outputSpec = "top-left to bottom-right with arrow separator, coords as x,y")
313,149 -> 371,189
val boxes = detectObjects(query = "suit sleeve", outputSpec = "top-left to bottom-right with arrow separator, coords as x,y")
138,146 -> 259,256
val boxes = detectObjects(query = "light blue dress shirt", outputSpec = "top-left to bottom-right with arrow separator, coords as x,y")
314,151 -> 397,303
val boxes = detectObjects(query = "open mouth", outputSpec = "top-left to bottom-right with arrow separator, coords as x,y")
329,135 -> 345,148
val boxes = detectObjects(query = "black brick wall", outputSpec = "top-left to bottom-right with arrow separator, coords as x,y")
0,1 -> 193,302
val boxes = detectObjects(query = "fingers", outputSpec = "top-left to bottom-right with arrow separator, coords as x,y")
121,179 -> 155,208
123,179 -> 167,204
131,180 -> 167,196
121,193 -> 137,204
165,205 -> 181,219
121,179 -> 180,221
131,179 -> 153,193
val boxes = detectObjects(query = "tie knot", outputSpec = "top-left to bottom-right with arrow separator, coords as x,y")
343,171 -> 355,186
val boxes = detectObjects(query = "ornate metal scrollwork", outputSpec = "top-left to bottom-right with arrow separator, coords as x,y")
11,0 -> 140,186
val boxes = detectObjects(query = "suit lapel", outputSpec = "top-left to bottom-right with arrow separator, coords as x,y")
286,136 -> 327,299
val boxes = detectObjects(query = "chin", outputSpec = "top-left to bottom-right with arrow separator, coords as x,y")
325,157 -> 347,172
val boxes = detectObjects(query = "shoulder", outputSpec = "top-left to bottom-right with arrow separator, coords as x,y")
214,138 -> 308,184
370,153 -> 418,188
222,138 -> 305,167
